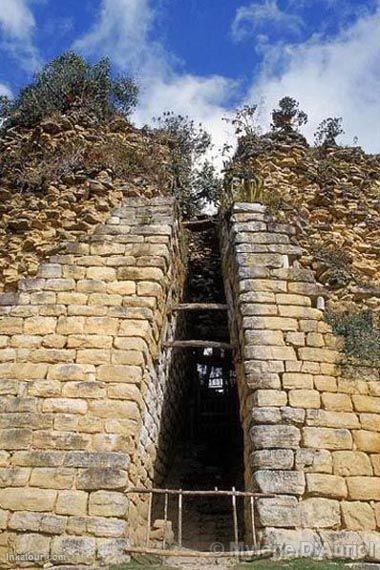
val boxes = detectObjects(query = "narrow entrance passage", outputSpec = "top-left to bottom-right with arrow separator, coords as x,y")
153,217 -> 244,552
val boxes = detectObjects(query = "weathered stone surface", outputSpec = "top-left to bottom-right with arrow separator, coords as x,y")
256,496 -> 300,527
341,501 -> 376,530
332,451 -> 373,476
353,430 -> 380,453
56,490 -> 88,515
319,530 -> 366,560
51,536 -> 96,565
306,474 -> 347,499
300,498 -> 341,528
347,477 -> 380,500
260,528 -> 323,558
295,449 -> 332,473
77,467 -> 128,490
251,425 -> 301,449
252,449 -> 294,471
254,470 -> 305,495
0,487 -> 56,511
89,491 -> 128,517
302,427 -> 352,450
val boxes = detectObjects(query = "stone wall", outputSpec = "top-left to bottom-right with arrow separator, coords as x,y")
221,202 -> 380,561
0,197 -> 185,567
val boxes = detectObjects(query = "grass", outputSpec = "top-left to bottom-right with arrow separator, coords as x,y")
236,559 -> 354,569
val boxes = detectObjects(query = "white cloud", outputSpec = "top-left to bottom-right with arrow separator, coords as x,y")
74,0 -> 237,165
247,7 -> 380,151
0,83 -> 12,97
232,0 -> 304,42
0,0 -> 40,70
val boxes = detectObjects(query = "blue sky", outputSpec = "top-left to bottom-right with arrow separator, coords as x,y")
1,0 -> 380,155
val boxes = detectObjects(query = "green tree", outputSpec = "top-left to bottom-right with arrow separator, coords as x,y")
0,52 -> 138,128
154,112 -> 221,217
271,96 -> 308,132
314,117 -> 344,147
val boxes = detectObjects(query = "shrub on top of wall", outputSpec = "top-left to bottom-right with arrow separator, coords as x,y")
326,309 -> 380,363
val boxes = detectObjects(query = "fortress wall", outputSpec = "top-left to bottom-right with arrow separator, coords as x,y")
0,197 -> 185,567
221,202 -> 380,561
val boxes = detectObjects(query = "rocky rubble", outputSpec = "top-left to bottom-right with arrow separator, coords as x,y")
229,133 -> 380,317
0,112 -> 171,291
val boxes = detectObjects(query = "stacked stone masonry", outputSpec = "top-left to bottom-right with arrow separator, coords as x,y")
0,197 -> 185,567
221,202 -> 380,561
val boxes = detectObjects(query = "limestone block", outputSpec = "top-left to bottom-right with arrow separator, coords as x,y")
0,428 -> 32,449
77,467 -> 128,490
361,531 -> 380,562
244,330 -> 284,345
8,511 -> 42,531
256,496 -> 300,527
67,334 -> 113,349
338,378 -> 368,395
341,502 -> 376,530
303,427 -> 352,450
300,498 -> 341,528
44,278 -> 76,291
279,306 -> 322,320
88,293 -> 122,306
253,390 -> 287,407
360,414 -> 380,432
282,373 -> 313,389
86,267 -> 116,281
97,365 -> 142,383
347,477 -> 380,500
89,491 -> 129,517
54,414 -> 79,431
51,536 -> 96,565
242,316 -> 297,332
245,345 -> 297,361
322,393 -> 353,412
0,487 -> 56,511
119,319 -> 151,338
111,350 -> 145,366
87,516 -> 127,537
57,316 -> 85,335
42,398 -> 88,414
97,538 -> 130,566
285,332 -> 305,346
276,294 -> 311,306
117,267 -> 164,281
260,528 -> 322,558
62,381 -> 106,399
107,281 -> 136,295
14,533 -> 50,561
353,430 -> 380,453
306,333 -> 325,347
0,468 -> 30,487
47,363 -> 95,381
89,400 -> 139,420
375,503 -> 380,527
0,318 -> 23,335
77,349 -> 111,364
137,281 -> 163,297
298,347 -> 340,363
306,410 -> 359,429
254,470 -> 305,495
12,450 -> 64,467
83,317 -> 119,335
251,407 -> 281,424
306,473 -> 347,499
77,279 -> 107,293
371,454 -> 380,475
40,513 -> 67,534
332,451 -> 373,476
319,530 -> 366,560
30,468 -> 75,489
65,451 -> 129,469
314,376 -> 337,392
289,390 -> 321,409
24,317 -> 56,335
352,395 -> 380,414
240,303 -> 278,316
252,449 -> 294,470
56,490 -> 88,515
57,292 -> 88,305
251,424 -> 301,449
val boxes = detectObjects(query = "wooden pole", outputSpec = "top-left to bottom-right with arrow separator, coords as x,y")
178,490 -> 183,547
231,486 -> 239,547
250,496 -> 257,548
124,546 -> 273,558
171,303 -> 228,311
163,492 -> 168,550
127,487 -> 274,498
163,340 -> 234,350
146,491 -> 153,547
